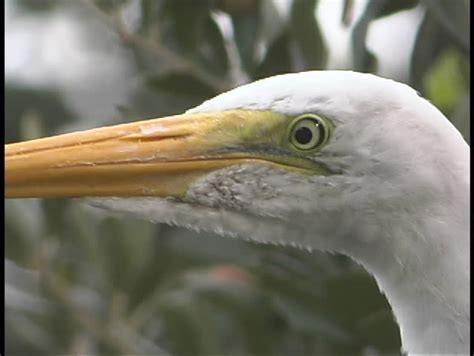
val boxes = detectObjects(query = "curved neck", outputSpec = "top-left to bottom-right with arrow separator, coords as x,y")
348,210 -> 470,355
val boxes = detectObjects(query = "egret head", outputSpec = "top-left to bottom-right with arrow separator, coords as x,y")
6,71 -> 468,254
5,71 -> 470,354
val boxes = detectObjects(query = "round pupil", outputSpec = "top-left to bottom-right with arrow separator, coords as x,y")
294,126 -> 313,144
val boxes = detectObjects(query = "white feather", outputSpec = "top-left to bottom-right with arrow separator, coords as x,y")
89,71 -> 469,355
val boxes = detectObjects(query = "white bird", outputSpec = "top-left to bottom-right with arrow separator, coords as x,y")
6,71 -> 470,355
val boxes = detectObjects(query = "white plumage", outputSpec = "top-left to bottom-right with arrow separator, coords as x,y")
90,71 -> 469,355
7,71 -> 470,355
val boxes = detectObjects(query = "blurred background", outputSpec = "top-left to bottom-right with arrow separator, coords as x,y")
5,0 -> 470,355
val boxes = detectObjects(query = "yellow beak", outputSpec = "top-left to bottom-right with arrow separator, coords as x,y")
6,110 -> 308,199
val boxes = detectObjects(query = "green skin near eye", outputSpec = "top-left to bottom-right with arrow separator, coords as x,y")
254,113 -> 335,175
202,111 -> 335,176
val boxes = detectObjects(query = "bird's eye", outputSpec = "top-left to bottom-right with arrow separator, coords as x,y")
289,114 -> 328,151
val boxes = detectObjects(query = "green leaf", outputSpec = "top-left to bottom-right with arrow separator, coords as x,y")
450,92 -> 470,144
254,32 -> 292,79
16,0 -> 59,12
355,310 -> 402,352
350,0 -> 381,72
409,11 -> 451,93
137,0 -> 164,35
350,0 -> 419,72
159,0 -> 213,57
343,0 -> 417,27
5,200 -> 45,267
322,271 -> 390,323
271,295 -> 354,344
376,0 -> 418,19
5,86 -> 76,143
423,49 -> 469,136
420,0 -> 470,53
148,72 -> 219,100
200,16 -> 230,76
341,0 -> 355,27
231,11 -> 260,73
290,0 -> 326,70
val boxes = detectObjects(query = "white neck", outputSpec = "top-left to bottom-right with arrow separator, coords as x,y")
348,208 -> 470,355
87,175 -> 470,355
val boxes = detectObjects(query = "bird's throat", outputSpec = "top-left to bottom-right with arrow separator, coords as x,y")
350,218 -> 470,355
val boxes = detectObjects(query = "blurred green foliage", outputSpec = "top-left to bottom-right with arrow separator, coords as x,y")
5,0 -> 469,355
